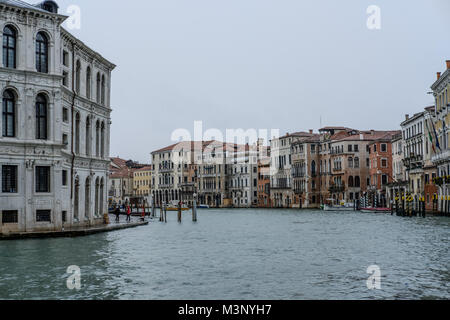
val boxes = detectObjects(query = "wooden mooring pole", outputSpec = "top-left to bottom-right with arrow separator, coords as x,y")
192,199 -> 198,222
178,202 -> 182,223
164,204 -> 167,223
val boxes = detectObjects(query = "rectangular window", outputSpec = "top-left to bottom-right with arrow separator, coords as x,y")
35,166 -> 50,193
2,165 -> 17,193
62,108 -> 68,123
2,92 -> 15,138
2,210 -> 18,224
381,144 -> 387,152
62,211 -> 67,223
381,159 -> 388,168
62,71 -> 68,87
63,134 -> 68,149
36,210 -> 51,222
348,145 -> 353,152
382,175 -> 388,186
62,170 -> 68,186
62,50 -> 69,67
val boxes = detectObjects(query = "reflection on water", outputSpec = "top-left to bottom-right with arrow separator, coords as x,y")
0,209 -> 449,300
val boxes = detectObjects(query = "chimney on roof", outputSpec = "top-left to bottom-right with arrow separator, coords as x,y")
309,129 -> 313,134
437,72 -> 441,80
405,114 -> 409,121
446,60 -> 450,70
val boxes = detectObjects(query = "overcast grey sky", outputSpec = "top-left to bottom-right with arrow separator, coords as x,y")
57,0 -> 450,163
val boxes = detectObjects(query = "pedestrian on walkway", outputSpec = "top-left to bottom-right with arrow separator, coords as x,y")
114,205 -> 120,222
126,205 -> 131,223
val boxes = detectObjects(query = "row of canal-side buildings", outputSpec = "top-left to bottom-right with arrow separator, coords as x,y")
112,129 -> 400,210
114,60 -> 450,214
104,130 -> 417,211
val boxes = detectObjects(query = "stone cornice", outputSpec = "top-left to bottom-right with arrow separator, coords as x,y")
61,28 -> 116,71
61,86 -> 112,116
0,66 -> 63,83
431,69 -> 450,92
0,2 -> 68,25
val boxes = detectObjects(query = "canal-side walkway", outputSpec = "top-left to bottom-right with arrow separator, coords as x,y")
0,217 -> 149,241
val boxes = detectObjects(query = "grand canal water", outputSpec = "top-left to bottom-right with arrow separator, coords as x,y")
0,209 -> 449,300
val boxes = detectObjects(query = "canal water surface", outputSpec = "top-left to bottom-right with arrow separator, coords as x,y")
0,209 -> 448,300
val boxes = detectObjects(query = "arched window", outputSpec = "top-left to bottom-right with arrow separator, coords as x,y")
100,122 -> 105,158
348,157 -> 353,168
95,120 -> 100,157
75,113 -> 80,154
86,67 -> 91,99
101,75 -> 105,105
2,90 -> 15,137
86,117 -> 91,156
36,94 -> 48,140
355,176 -> 361,188
75,60 -> 81,94
348,176 -> 354,188
85,178 -> 91,219
354,157 -> 360,168
3,26 -> 16,68
36,32 -> 48,73
96,73 -> 101,103
311,161 -> 316,176
74,177 -> 80,220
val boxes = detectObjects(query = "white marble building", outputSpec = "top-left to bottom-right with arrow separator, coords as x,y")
431,61 -> 450,213
228,145 -> 258,207
0,0 -> 115,235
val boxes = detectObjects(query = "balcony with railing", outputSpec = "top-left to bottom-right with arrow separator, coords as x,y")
159,167 -> 174,173
403,152 -> 424,170
158,183 -> 174,189
332,166 -> 343,173
432,149 -> 450,164
271,181 -> 291,190
329,183 -> 345,193
292,171 -> 306,178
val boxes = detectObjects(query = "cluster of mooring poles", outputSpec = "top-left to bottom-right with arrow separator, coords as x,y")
150,199 -> 198,223
393,192 -> 427,218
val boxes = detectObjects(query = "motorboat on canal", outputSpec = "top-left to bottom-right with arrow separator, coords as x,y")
322,200 -> 355,212
322,204 -> 355,212
359,207 -> 391,214
197,204 -> 210,209
165,201 -> 190,212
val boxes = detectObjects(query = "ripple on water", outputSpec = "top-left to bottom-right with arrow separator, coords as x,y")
0,209 -> 449,300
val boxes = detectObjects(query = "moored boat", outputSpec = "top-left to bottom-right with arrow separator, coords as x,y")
165,201 -> 190,212
323,204 -> 355,212
360,207 -> 391,214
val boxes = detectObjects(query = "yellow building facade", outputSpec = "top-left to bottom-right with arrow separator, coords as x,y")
133,166 -> 152,199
